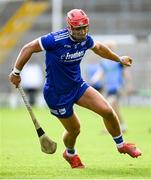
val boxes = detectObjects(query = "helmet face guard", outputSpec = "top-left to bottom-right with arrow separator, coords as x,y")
67,9 -> 89,42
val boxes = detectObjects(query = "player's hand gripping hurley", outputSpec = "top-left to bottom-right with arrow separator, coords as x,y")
18,85 -> 57,154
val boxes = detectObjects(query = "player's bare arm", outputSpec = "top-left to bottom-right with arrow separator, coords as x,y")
14,39 -> 42,70
91,42 -> 132,66
9,39 -> 42,88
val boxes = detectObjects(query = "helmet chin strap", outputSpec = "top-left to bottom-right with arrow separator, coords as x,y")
68,28 -> 87,42
70,33 -> 86,42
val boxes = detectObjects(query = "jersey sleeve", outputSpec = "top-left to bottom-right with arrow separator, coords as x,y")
86,35 -> 95,49
38,33 -> 55,51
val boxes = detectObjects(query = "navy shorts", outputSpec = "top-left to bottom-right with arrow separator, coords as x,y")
107,88 -> 121,97
43,81 -> 89,118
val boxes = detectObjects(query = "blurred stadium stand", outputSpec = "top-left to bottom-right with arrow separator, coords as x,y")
0,0 -> 151,106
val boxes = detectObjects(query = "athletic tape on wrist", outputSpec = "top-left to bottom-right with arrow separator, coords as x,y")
119,57 -> 124,64
12,67 -> 21,76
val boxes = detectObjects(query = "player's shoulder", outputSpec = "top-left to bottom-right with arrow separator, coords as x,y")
52,28 -> 69,42
86,34 -> 93,41
85,34 -> 95,48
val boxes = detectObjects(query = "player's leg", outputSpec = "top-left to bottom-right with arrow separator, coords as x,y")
77,86 -> 121,137
58,112 -> 80,149
76,86 -> 141,158
107,94 -> 126,133
58,113 -> 85,168
43,86 -> 85,167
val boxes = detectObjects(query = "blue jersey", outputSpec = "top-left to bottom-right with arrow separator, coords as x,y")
100,60 -> 124,93
38,28 -> 94,94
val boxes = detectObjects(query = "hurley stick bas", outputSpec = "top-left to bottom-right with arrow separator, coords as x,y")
18,85 -> 57,154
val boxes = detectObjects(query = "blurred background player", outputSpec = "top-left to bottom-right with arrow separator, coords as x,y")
86,62 -> 104,93
86,41 -> 132,133
100,41 -> 132,133
21,62 -> 43,106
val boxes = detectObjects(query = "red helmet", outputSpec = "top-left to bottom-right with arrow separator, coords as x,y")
67,9 -> 89,29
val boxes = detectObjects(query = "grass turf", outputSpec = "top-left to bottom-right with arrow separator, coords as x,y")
0,106 -> 151,179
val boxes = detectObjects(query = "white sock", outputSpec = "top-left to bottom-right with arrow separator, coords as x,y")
116,142 -> 125,148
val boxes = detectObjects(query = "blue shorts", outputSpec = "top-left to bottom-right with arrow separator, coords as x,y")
107,89 -> 119,96
43,81 -> 89,118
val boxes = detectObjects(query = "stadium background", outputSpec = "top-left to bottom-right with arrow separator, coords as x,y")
0,0 -> 151,106
0,1 -> 151,179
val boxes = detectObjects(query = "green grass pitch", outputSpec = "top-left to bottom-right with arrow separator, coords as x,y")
0,106 -> 151,179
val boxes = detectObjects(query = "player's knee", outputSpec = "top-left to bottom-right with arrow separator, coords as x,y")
70,127 -> 80,137
102,106 -> 115,120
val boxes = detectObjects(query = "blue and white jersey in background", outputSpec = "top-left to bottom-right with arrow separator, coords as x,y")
86,63 -> 103,90
38,28 -> 94,94
100,60 -> 124,93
